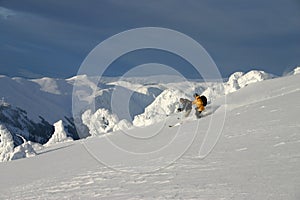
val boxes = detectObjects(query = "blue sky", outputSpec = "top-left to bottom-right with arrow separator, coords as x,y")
0,0 -> 299,79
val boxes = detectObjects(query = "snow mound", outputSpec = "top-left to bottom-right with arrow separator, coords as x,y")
224,72 -> 244,93
200,70 -> 274,102
224,70 -> 274,94
133,89 -> 189,127
45,120 -> 73,146
292,66 -> 300,75
200,83 -> 224,103
82,108 -> 132,136
237,70 -> 274,88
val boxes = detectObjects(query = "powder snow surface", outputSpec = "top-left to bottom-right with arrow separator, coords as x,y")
0,71 -> 299,199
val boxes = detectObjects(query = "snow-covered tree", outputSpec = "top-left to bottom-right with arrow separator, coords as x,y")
82,108 -> 121,135
0,124 -> 14,162
0,126 -> 37,162
44,120 -> 73,146
10,141 -> 37,160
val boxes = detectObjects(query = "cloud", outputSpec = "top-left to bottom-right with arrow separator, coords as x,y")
0,0 -> 299,78
0,6 -> 16,19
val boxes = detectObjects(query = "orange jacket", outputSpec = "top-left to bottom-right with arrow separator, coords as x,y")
192,96 -> 205,111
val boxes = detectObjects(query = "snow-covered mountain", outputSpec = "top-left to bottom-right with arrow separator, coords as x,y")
0,68 -> 297,162
0,68 -> 299,199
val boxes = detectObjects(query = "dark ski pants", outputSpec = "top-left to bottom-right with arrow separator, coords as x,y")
184,109 -> 192,117
195,108 -> 202,119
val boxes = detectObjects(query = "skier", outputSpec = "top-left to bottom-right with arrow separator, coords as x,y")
177,98 -> 192,117
192,93 -> 205,118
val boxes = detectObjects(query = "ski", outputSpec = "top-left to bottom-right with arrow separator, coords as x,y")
168,122 -> 181,127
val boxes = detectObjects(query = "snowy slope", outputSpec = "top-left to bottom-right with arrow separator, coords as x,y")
0,69 -> 278,160
0,75 -> 72,123
0,73 -> 299,199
